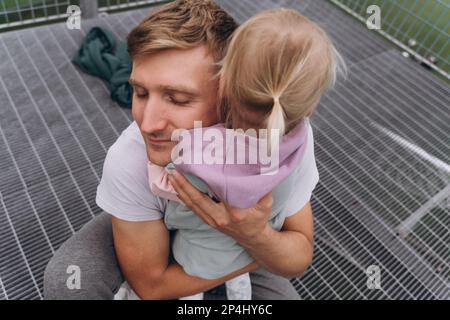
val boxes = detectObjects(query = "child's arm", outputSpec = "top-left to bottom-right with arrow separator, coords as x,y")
111,216 -> 258,300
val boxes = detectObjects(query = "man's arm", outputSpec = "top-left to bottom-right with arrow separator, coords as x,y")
239,202 -> 314,278
168,171 -> 314,279
111,216 -> 258,300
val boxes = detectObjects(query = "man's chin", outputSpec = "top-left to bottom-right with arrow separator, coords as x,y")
146,147 -> 172,167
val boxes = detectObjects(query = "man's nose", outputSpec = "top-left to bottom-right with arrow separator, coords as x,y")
140,97 -> 168,133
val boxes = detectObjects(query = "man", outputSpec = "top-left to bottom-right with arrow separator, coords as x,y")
44,0 -> 318,300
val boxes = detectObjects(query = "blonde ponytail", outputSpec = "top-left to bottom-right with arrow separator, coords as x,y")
266,96 -> 286,154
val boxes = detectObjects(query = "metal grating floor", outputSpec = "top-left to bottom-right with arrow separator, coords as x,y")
0,0 -> 449,300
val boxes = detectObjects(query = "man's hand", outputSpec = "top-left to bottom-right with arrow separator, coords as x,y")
168,170 -> 273,244
168,170 -> 315,278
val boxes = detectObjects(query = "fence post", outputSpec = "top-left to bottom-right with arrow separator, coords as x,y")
80,0 -> 98,19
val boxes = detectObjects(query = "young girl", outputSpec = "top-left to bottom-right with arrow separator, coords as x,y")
133,8 -> 344,300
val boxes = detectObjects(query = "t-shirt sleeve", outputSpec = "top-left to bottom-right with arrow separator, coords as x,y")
96,125 -> 166,222
283,120 -> 320,217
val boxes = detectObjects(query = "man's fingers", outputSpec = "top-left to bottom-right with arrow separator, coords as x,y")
172,171 -> 221,211
170,171 -> 207,205
168,173 -> 215,226
168,172 -> 194,204
168,171 -> 220,228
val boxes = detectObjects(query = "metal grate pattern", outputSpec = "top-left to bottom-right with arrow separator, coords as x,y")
0,0 -> 449,299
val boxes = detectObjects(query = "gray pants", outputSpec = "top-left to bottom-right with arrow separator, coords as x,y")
43,212 -> 300,300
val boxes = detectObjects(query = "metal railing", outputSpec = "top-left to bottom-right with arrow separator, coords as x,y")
98,0 -> 168,12
329,0 -> 450,79
1,0 -> 449,79
0,0 -> 168,31
0,0 -> 74,29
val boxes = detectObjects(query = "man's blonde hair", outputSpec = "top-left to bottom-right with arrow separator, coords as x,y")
127,0 -> 237,63
219,8 -> 346,150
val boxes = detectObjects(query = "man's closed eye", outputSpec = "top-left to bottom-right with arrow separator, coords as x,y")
169,97 -> 191,106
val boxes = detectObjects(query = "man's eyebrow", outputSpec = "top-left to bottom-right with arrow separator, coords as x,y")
128,78 -> 145,87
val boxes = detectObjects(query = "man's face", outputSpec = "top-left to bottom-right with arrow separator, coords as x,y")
130,45 -> 219,166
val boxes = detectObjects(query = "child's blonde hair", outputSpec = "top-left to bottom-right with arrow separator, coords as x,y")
219,8 -> 346,150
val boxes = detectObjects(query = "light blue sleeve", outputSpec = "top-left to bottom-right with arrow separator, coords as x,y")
283,121 -> 319,217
